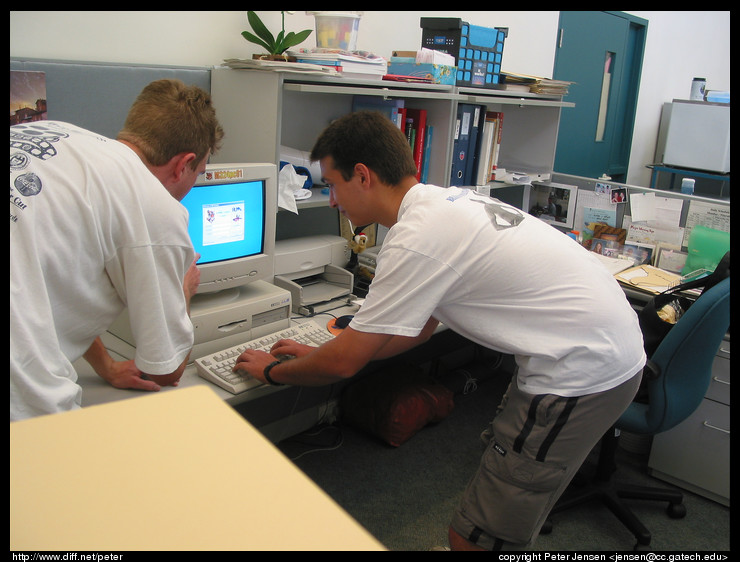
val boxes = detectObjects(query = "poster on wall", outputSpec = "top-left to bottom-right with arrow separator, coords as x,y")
10,71 -> 47,126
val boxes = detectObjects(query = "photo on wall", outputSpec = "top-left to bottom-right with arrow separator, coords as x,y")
522,181 -> 578,229
10,71 -> 47,126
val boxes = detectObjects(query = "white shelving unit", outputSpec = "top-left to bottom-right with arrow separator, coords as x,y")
210,68 -> 573,196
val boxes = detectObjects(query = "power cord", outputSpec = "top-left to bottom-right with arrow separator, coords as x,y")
455,368 -> 479,394
281,423 -> 344,462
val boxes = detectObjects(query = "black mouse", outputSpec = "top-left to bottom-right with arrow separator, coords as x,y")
333,315 -> 354,329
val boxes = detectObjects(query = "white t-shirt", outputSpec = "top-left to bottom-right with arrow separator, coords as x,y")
351,184 -> 646,397
10,121 -> 195,420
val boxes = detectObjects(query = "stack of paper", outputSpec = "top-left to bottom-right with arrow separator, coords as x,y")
288,48 -> 387,80
591,252 -> 634,276
614,265 -> 682,294
415,48 -> 455,66
501,72 -> 574,96
222,58 -> 338,75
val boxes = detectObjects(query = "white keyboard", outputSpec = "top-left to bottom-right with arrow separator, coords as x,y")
194,319 -> 335,394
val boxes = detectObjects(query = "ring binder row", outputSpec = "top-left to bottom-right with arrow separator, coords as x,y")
450,104 -> 504,187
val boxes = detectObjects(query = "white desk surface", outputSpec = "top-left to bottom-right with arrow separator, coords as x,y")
10,385 -> 385,551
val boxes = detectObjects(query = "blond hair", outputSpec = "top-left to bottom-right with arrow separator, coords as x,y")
118,79 -> 224,169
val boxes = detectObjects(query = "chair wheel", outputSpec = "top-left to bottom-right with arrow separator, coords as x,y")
667,502 -> 686,519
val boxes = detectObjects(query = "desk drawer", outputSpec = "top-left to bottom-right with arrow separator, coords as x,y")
706,351 -> 730,405
648,398 -> 729,505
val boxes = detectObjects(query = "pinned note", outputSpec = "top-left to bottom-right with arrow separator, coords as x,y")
629,192 -> 656,222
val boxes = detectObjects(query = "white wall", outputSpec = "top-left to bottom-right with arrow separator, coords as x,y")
621,11 -> 729,186
10,10 -> 730,187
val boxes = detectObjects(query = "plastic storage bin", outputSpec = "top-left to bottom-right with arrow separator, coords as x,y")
312,12 -> 361,51
420,17 -> 507,88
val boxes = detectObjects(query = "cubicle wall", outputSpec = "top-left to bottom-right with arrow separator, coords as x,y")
11,58 -> 211,139
492,172 -> 730,252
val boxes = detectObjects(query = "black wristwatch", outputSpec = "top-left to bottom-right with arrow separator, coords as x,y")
263,360 -> 284,386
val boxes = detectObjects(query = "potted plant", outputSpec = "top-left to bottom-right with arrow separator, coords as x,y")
242,11 -> 312,60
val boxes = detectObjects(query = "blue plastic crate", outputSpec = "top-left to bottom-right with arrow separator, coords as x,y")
420,17 -> 507,89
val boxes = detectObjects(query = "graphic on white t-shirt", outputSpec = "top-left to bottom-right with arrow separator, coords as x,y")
454,188 -> 526,230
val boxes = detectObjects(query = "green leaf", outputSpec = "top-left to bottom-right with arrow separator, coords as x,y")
275,30 -> 285,52
241,30 -> 272,53
242,12 -> 313,55
247,11 -> 275,50
281,28 -> 313,50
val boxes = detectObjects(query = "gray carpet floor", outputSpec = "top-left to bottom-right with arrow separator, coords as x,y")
278,371 -> 730,552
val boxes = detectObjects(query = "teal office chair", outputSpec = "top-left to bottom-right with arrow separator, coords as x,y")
543,276 -> 730,550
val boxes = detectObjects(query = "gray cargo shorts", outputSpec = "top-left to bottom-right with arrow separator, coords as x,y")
451,370 -> 642,550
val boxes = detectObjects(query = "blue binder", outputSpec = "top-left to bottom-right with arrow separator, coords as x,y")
450,103 -> 475,186
465,105 -> 484,184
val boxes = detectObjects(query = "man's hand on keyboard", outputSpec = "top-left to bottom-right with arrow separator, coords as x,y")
270,339 -> 315,359
198,321 -> 336,392
232,339 -> 313,383
232,349 -> 278,384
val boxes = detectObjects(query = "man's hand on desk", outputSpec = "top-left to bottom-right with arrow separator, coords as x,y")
84,336 -> 172,392
96,358 -> 169,392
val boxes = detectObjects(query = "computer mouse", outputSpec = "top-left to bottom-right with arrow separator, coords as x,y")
333,315 -> 354,329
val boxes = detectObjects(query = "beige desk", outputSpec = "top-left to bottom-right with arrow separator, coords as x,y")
10,386 -> 385,551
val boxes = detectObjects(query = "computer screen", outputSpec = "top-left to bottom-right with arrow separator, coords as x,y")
182,163 -> 277,294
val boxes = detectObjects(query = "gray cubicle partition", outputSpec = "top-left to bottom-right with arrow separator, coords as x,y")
491,172 -> 730,243
11,58 -> 212,139
551,172 -> 731,233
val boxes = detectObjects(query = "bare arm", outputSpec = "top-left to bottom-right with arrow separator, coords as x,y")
83,337 -> 163,391
88,254 -> 200,390
232,317 -> 440,387
368,317 -> 440,360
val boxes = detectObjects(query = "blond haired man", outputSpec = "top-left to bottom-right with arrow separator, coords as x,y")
11,79 -> 224,420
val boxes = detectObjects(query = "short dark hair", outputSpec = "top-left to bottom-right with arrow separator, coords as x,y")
118,79 -> 224,170
310,111 -> 417,185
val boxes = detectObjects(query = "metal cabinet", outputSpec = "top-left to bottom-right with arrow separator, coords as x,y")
648,336 -> 730,506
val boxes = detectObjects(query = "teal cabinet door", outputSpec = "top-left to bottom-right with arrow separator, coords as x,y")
553,11 -> 647,182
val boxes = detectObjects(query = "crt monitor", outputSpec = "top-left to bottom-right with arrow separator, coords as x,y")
181,162 -> 278,294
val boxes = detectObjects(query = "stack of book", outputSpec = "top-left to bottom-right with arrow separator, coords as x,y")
222,57 -> 339,75
475,110 -> 505,185
351,96 -> 433,183
501,72 -> 574,96
289,48 -> 387,80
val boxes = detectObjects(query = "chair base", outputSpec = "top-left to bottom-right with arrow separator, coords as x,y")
541,428 -> 686,550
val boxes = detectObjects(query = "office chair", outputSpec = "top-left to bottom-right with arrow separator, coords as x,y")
542,277 -> 730,550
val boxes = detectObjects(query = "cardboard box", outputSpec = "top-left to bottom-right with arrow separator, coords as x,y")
387,59 -> 456,85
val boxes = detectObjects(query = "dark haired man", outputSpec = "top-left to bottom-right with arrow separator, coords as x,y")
234,110 -> 645,550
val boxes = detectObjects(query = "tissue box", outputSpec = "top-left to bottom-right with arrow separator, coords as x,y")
387,59 -> 456,85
